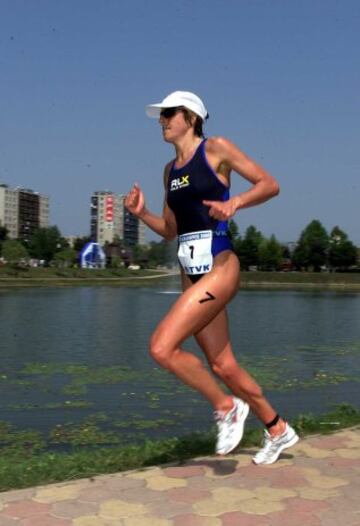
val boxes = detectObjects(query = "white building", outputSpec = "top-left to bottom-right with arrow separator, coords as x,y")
90,191 -> 146,246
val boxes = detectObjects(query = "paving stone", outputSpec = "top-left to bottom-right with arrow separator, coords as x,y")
297,486 -> 340,500
253,486 -> 297,502
99,499 -> 147,519
0,489 -> 35,504
120,486 -> 164,504
72,516 -> 123,526
202,459 -> 239,479
343,430 -> 360,446
186,476 -> 222,491
2,500 -> 50,519
173,515 -> 222,526
234,498 -> 285,515
211,487 -> 255,504
295,443 -> 333,459
268,509 -> 322,526
233,455 -> 252,468
0,516 -> 20,525
102,476 -> 145,492
236,477 -> 273,491
202,474 -> 258,490
316,509 -> 360,526
20,516 -> 72,526
51,499 -> 99,519
193,498 -> 246,517
123,516 -> 173,526
165,487 -> 211,504
237,465 -> 284,480
341,483 -> 360,504
146,476 -> 187,491
310,435 -> 348,450
328,457 -> 360,469
146,498 -> 193,519
78,486 -> 121,503
258,467 -> 308,489
286,497 -> 330,513
297,466 -> 320,476
335,448 -> 360,459
162,466 -> 206,478
221,511 -> 270,526
34,485 -> 83,504
127,467 -> 163,480
326,495 -> 360,514
304,473 -> 348,489
254,458 -> 295,468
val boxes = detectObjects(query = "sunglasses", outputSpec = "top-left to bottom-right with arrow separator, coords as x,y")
160,107 -> 183,119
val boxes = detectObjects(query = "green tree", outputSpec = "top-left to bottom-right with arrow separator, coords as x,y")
236,225 -> 263,270
0,225 -> 8,241
228,219 -> 239,241
2,240 -> 29,264
281,244 -> 291,259
53,248 -> 77,268
73,236 -> 91,252
292,220 -> 329,271
28,226 -> 68,262
147,240 -> 178,267
258,235 -> 283,270
132,244 -> 150,268
148,241 -> 166,267
328,226 -> 357,271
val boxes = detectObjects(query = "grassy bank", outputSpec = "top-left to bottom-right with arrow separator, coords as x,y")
0,267 -> 359,290
240,270 -> 360,290
0,404 -> 359,492
0,267 -> 175,288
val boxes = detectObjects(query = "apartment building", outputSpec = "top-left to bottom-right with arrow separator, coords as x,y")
0,184 -> 18,239
90,191 -> 145,246
0,184 -> 49,240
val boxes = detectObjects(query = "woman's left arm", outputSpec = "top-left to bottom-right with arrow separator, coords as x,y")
203,137 -> 280,221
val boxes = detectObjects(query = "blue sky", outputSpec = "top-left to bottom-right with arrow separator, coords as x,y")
1,0 -> 359,244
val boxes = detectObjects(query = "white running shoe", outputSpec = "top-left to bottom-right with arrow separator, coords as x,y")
252,423 -> 299,465
214,397 -> 249,455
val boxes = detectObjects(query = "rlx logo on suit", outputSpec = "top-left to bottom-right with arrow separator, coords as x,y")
170,175 -> 190,191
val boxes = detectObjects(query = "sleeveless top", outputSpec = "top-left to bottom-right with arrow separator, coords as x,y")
166,139 -> 230,236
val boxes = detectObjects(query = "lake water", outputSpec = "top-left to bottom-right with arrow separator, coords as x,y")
0,280 -> 359,448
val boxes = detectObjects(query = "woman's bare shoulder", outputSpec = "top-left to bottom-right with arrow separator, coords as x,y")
206,136 -> 243,162
206,136 -> 239,153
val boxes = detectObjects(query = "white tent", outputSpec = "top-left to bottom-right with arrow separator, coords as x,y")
80,242 -> 106,269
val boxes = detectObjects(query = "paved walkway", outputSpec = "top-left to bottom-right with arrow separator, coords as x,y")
0,427 -> 359,526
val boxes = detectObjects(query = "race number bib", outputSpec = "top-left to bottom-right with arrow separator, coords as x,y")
178,230 -> 213,275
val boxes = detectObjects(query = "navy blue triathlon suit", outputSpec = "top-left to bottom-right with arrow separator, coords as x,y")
167,139 -> 233,283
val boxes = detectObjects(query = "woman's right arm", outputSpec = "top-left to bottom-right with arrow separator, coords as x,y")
125,164 -> 177,241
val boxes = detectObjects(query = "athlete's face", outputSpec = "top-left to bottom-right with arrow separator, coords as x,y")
159,107 -> 192,143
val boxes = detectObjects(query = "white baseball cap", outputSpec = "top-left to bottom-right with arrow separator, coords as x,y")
146,91 -> 208,121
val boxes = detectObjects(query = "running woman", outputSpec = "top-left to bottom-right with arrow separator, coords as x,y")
125,91 -> 299,464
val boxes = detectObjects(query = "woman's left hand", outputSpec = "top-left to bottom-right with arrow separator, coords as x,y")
203,196 -> 240,221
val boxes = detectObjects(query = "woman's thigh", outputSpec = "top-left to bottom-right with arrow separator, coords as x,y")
152,251 -> 240,349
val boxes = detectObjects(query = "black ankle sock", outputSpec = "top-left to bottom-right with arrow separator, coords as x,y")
265,414 -> 280,429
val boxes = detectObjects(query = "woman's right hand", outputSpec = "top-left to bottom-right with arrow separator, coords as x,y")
125,183 -> 146,218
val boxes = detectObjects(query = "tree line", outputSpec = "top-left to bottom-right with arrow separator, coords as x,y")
0,226 -> 79,268
227,220 -> 358,272
0,219 -> 358,272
